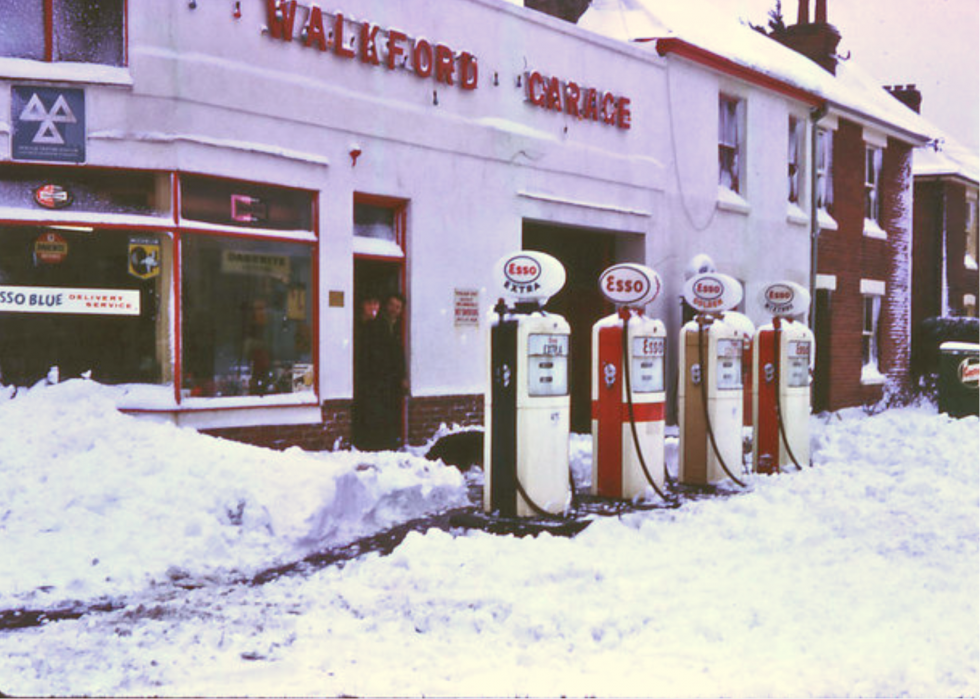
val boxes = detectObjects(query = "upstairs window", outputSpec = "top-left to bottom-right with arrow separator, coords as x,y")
815,127 -> 834,213
864,146 -> 883,223
787,116 -> 803,205
718,95 -> 744,194
0,0 -> 125,66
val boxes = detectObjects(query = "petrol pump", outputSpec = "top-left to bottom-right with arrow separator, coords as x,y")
752,281 -> 814,473
678,272 -> 747,486
484,251 -> 571,518
591,264 -> 668,501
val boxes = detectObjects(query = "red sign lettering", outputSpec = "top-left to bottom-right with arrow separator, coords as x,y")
524,70 -> 631,130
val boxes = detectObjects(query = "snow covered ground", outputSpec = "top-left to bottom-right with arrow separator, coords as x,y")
0,379 -> 977,697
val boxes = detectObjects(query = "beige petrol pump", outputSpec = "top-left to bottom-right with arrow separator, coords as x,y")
752,281 -> 814,473
678,272 -> 747,487
591,263 -> 668,501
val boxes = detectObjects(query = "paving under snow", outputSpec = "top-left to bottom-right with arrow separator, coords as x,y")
0,379 -> 977,697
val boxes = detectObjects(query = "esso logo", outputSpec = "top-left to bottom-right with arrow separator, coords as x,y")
960,358 -> 980,388
504,256 -> 541,285
682,272 -> 742,313
598,264 -> 661,307
759,281 -> 810,317
34,184 -> 73,210
494,250 -> 566,305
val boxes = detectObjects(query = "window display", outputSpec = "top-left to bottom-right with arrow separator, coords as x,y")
181,235 -> 313,398
0,226 -> 171,386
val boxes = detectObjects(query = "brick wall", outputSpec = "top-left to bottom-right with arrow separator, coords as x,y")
203,398 -> 351,451
202,394 -> 485,451
815,121 -> 914,409
882,138 -> 914,394
406,394 -> 484,446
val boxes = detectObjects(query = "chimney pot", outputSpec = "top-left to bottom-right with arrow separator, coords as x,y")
815,0 -> 827,23
798,0 -> 809,24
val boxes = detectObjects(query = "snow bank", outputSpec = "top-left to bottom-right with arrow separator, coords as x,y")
0,382 -> 976,697
0,379 -> 467,608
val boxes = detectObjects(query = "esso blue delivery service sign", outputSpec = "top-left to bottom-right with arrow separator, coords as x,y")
759,281 -> 810,317
682,272 -> 743,313
494,250 -> 566,304
598,263 -> 661,307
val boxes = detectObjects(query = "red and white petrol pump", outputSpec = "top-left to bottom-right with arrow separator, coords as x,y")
752,281 -> 814,473
591,264 -> 668,500
678,272 -> 747,486
484,251 -> 571,518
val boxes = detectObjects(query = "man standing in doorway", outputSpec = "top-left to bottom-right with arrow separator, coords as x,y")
362,292 -> 407,451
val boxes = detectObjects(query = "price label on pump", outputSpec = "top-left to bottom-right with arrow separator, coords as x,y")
598,263 -> 661,307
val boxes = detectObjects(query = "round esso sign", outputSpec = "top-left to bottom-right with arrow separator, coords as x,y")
598,263 -> 661,307
683,272 -> 742,313
759,281 -> 810,317
494,250 -> 566,304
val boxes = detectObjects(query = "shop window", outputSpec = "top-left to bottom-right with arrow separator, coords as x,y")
815,128 -> 834,214
180,175 -> 314,233
181,235 -> 313,398
861,293 -> 883,382
0,0 -> 125,66
864,146 -> 883,224
0,225 -> 172,387
718,95 -> 744,194
0,166 -> 170,218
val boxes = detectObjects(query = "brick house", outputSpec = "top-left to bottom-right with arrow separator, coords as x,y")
886,84 -> 980,379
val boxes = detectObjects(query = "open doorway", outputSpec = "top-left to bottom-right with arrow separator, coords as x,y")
352,258 -> 405,449
523,222 -> 617,433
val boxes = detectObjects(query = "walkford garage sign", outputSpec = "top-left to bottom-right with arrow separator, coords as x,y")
259,1 -> 632,129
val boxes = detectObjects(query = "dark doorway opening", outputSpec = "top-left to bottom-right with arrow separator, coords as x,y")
523,222 -> 617,433
353,258 -> 405,449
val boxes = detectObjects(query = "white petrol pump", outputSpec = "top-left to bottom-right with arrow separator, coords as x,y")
752,281 -> 814,473
591,264 -> 668,500
484,251 -> 571,517
678,272 -> 747,486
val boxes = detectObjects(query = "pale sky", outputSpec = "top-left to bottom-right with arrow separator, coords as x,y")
717,0 -> 980,149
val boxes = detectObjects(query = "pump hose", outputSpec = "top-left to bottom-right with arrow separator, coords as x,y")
773,323 -> 807,471
697,322 -> 747,488
513,474 -> 568,520
620,314 -> 673,502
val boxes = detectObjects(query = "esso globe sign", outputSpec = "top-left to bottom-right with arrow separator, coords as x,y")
759,281 -> 810,317
598,263 -> 661,307
494,250 -> 566,304
683,272 -> 742,313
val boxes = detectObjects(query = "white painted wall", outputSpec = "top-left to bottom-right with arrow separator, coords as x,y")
0,0 -> 815,425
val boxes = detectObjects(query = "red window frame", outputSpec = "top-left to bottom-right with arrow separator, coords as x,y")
31,0 -> 130,65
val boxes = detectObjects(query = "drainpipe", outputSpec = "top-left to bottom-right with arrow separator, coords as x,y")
808,102 -> 828,328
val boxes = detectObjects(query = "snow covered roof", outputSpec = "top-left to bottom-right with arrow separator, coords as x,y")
579,0 -> 935,144
913,126 -> 980,185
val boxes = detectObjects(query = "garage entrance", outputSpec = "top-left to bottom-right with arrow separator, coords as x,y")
523,222 -> 622,433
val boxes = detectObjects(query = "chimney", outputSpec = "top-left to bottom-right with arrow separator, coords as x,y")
815,0 -> 827,23
777,0 -> 842,74
885,84 -> 923,114
524,0 -> 591,23
797,0 -> 809,25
